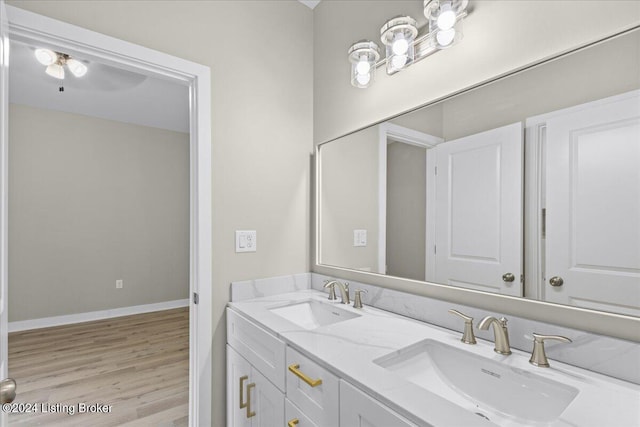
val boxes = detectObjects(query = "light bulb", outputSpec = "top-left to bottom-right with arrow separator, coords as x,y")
391,54 -> 408,70
45,63 -> 65,79
437,2 -> 456,31
356,73 -> 371,86
66,58 -> 88,77
35,48 -> 57,66
391,37 -> 409,56
436,28 -> 456,47
356,55 -> 371,75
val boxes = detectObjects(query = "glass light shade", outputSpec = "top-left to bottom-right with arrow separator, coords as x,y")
45,63 -> 65,79
380,16 -> 418,75
66,58 -> 88,77
424,0 -> 468,32
433,20 -> 464,49
348,40 -> 380,89
436,2 -> 456,30
35,48 -> 57,66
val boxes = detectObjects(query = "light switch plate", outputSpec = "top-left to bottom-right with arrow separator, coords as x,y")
353,229 -> 367,247
235,230 -> 257,252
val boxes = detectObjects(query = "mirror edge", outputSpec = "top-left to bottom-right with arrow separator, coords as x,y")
313,263 -> 640,343
312,26 -> 640,343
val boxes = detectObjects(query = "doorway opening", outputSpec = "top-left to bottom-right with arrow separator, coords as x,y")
1,5 -> 212,425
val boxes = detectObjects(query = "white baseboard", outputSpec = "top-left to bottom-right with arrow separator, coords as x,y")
8,299 -> 189,333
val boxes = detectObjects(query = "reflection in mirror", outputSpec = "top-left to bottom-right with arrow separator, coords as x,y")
318,29 -> 640,317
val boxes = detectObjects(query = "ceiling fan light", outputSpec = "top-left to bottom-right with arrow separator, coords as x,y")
45,63 -> 65,80
35,48 -> 57,66
66,58 -> 88,77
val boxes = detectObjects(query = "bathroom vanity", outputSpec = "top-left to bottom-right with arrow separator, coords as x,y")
226,277 -> 640,427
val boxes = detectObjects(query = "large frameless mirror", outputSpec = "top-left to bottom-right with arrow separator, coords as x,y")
318,28 -> 640,318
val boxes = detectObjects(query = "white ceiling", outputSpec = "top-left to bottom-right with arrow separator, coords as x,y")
299,0 -> 321,10
9,40 -> 190,133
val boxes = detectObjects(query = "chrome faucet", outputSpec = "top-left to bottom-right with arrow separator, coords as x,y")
323,280 -> 350,304
478,316 -> 512,355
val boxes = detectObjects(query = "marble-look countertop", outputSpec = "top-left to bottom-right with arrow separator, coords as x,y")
228,290 -> 640,427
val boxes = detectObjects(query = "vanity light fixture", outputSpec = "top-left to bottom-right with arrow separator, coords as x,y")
348,40 -> 381,88
35,48 -> 88,80
424,0 -> 468,49
348,0 -> 468,88
380,16 -> 418,74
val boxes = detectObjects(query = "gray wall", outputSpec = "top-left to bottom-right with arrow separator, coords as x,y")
7,2 -> 314,425
8,104 -> 189,322
386,142 -> 426,281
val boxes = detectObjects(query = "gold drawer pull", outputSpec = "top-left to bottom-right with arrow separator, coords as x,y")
246,382 -> 256,418
288,364 -> 323,387
288,419 -> 299,427
239,375 -> 248,409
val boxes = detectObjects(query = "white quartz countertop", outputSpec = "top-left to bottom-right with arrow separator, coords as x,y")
228,290 -> 640,427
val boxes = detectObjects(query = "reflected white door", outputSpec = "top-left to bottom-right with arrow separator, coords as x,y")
545,92 -> 640,315
0,0 -> 9,424
434,122 -> 523,296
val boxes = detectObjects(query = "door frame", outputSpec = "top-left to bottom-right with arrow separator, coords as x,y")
377,122 -> 442,276
2,6 -> 212,426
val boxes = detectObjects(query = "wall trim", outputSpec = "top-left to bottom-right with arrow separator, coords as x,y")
8,299 -> 189,333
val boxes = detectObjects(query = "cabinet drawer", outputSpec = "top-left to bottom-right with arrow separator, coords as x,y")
286,347 -> 339,427
340,380 -> 418,427
227,308 -> 286,391
285,399 -> 318,427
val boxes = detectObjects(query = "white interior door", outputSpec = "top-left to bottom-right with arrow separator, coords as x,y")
545,91 -> 640,315
434,122 -> 523,296
0,0 -> 10,419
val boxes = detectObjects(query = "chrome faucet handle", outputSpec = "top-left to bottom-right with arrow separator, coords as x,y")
323,280 -> 337,300
353,289 -> 367,309
529,333 -> 572,368
448,309 -> 476,344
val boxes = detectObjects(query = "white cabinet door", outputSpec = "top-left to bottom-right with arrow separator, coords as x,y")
227,345 -> 284,427
227,345 -> 253,427
434,122 -> 523,296
227,345 -> 251,427
250,366 -> 284,427
545,91 -> 640,315
339,380 -> 417,427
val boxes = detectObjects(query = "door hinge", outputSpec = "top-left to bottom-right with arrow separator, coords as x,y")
193,292 -> 199,305
434,166 -> 438,175
541,208 -> 546,238
434,245 -> 437,254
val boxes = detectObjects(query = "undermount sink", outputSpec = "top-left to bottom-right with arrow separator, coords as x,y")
374,339 -> 579,424
269,299 -> 361,330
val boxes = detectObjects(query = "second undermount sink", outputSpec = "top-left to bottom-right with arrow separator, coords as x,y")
269,299 -> 361,330
374,339 -> 579,424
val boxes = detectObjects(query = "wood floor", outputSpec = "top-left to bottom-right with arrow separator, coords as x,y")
8,308 -> 189,427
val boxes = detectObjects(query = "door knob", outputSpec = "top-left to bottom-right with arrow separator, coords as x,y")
549,276 -> 564,287
0,378 -> 16,404
502,273 -> 515,282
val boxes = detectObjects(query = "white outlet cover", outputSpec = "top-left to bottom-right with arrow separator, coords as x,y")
235,230 -> 257,253
353,229 -> 367,247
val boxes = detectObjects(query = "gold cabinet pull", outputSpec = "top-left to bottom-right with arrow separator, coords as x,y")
288,364 -> 323,387
246,382 -> 256,418
239,375 -> 248,409
288,419 -> 299,427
